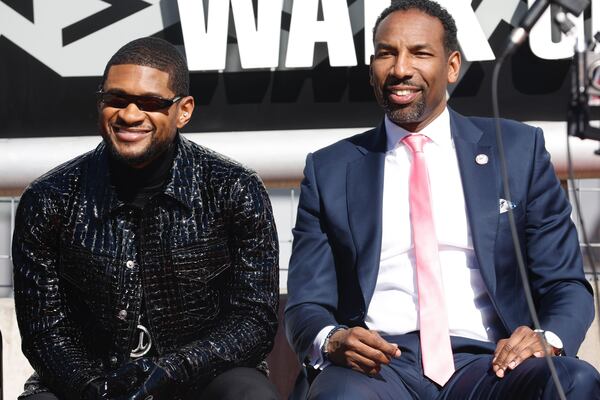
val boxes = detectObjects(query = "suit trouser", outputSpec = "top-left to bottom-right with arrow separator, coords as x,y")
307,332 -> 600,400
23,367 -> 280,400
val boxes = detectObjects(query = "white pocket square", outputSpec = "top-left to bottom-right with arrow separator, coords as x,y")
499,198 -> 517,214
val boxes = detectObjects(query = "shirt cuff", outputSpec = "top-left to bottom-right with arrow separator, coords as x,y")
308,325 -> 335,370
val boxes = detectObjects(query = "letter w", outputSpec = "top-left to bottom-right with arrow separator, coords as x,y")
178,0 -> 283,71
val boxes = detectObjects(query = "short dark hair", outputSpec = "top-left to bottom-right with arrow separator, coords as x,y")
101,37 -> 189,96
373,0 -> 459,54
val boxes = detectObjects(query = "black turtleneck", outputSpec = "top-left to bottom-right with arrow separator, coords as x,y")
108,141 -> 176,209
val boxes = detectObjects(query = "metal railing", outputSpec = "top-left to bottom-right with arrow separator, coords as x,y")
0,198 -> 17,297
1,182 -> 599,295
0,190 -> 299,296
568,181 -> 600,275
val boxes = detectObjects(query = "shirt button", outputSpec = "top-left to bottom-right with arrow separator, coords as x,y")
126,260 -> 135,269
117,310 -> 128,320
109,356 -> 118,366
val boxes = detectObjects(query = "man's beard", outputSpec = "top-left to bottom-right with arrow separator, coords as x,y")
102,132 -> 171,168
382,96 -> 426,127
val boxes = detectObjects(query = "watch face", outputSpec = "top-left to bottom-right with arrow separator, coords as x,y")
544,331 -> 564,350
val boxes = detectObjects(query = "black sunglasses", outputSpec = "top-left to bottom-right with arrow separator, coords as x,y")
96,91 -> 183,112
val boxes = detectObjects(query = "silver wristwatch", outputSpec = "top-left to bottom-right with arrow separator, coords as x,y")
534,329 -> 564,356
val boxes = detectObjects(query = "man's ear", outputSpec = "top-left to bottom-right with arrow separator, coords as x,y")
176,96 -> 195,129
447,50 -> 461,84
369,54 -> 375,87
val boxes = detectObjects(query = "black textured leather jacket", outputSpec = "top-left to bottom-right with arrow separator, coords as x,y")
12,136 -> 279,399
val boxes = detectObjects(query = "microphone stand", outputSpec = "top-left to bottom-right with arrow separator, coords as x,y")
493,5 -> 596,400
567,30 -> 600,149
560,12 -> 600,346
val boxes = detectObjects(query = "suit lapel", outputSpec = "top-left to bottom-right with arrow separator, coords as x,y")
347,125 -> 386,310
346,113 -> 501,309
450,110 -> 499,295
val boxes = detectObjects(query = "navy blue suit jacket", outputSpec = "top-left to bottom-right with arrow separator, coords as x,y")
285,110 -> 594,370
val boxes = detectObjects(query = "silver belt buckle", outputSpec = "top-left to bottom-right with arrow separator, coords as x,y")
130,323 -> 152,358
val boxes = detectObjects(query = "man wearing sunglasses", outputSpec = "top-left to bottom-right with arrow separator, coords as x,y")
12,37 -> 280,400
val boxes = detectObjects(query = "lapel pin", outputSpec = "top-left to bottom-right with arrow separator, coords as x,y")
475,154 -> 488,165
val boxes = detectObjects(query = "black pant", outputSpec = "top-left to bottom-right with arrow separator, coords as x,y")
24,367 -> 280,400
199,367 -> 279,400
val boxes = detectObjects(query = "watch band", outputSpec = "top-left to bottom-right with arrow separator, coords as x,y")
321,325 -> 349,359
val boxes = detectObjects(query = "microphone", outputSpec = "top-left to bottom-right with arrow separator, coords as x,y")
502,0 -> 590,58
503,0 -> 550,57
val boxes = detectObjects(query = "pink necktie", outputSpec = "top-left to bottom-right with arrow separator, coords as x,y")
403,134 -> 455,386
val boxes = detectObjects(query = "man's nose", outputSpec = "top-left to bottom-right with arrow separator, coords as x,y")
392,53 -> 414,79
117,102 -> 145,124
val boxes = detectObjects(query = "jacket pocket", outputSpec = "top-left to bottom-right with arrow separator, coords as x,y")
59,244 -> 117,311
171,239 -> 231,319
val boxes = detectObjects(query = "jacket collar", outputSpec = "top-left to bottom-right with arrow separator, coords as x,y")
162,135 -> 197,211
88,134 -> 195,219
351,108 -> 501,311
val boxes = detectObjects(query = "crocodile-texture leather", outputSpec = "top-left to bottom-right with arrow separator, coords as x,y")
13,135 -> 279,399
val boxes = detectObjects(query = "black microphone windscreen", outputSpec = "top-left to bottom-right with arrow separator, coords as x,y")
553,0 -> 590,16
